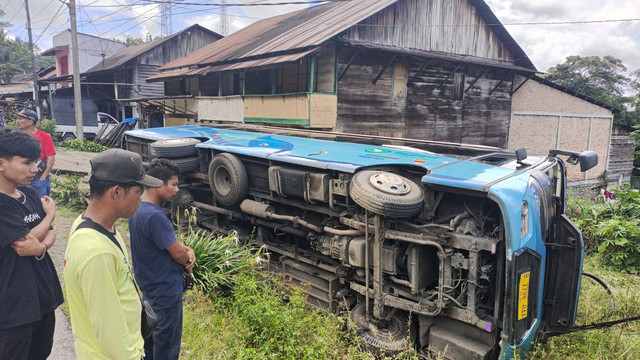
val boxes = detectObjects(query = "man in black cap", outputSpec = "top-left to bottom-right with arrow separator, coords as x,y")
64,148 -> 163,360
16,109 -> 56,197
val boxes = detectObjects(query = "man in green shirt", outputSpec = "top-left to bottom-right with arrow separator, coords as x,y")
64,149 -> 163,359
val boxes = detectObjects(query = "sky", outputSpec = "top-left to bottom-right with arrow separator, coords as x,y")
1,0 -> 640,73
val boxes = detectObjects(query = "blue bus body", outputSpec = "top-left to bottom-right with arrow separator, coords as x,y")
125,125 -> 590,359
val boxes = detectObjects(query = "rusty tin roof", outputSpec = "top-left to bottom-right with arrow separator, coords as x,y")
159,0 -> 534,72
147,49 -> 317,82
159,0 -> 397,70
86,24 -> 222,75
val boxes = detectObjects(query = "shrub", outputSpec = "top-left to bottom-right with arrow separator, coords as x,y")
51,174 -> 88,210
567,185 -> 640,274
37,118 -> 59,141
60,138 -> 108,152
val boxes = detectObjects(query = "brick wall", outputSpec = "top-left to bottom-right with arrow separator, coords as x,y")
509,76 -> 615,184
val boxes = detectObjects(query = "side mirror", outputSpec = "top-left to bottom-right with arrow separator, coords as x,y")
548,149 -> 598,172
515,148 -> 527,162
578,151 -> 598,172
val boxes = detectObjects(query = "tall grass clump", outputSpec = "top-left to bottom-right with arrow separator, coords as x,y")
567,185 -> 640,274
180,228 -> 264,294
177,207 -> 266,295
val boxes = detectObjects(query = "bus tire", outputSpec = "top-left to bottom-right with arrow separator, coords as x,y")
208,153 -> 248,206
150,138 -> 201,158
350,170 -> 423,218
61,133 -> 76,142
166,156 -> 200,173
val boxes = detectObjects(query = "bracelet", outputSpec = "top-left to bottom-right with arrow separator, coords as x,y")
35,243 -> 47,260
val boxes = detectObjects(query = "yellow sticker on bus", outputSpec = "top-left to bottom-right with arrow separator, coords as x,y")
518,271 -> 530,321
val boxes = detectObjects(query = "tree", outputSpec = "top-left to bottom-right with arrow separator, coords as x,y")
125,36 -> 145,46
544,55 -> 639,126
122,33 -> 161,47
0,8 -> 54,84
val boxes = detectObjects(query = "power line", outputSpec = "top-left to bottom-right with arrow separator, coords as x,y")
501,18 -> 640,26
148,0 -> 327,5
6,1 -> 25,24
79,2 -> 102,41
81,0 -> 147,24
79,0 -> 328,7
33,2 -> 66,45
31,0 -> 57,20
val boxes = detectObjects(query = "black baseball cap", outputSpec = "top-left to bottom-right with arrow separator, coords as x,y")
18,109 -> 38,123
90,149 -> 163,188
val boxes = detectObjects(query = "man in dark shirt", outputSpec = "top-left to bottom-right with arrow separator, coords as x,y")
0,129 -> 64,359
129,158 -> 195,360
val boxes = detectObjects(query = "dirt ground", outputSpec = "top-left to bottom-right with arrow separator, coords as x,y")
48,207 -> 81,360
52,148 -> 97,177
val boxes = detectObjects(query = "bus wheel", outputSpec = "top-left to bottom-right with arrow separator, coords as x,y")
350,304 -> 414,352
208,153 -> 248,206
150,138 -> 201,158
62,133 -> 76,142
350,170 -> 424,218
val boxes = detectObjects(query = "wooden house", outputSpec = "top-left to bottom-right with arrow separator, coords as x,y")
148,0 -> 536,148
41,25 -> 222,126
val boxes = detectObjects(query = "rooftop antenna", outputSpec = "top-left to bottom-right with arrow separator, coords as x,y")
161,1 -> 173,37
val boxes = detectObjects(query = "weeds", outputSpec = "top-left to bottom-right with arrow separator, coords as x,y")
51,174 -> 87,210
567,185 -> 640,274
181,273 -> 375,360
59,138 -> 108,152
528,256 -> 640,359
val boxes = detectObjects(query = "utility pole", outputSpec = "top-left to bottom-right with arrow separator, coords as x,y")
68,0 -> 83,139
24,0 -> 40,118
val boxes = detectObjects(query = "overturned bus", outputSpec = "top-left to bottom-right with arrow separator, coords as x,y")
124,124 -> 597,359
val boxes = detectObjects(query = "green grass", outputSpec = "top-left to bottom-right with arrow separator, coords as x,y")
180,276 -> 376,360
528,256 -> 640,359
180,253 -> 640,360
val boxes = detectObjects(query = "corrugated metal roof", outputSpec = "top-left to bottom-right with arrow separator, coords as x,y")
39,67 -> 57,80
159,0 -> 535,72
0,83 -> 34,95
159,0 -> 397,70
41,45 -> 67,56
85,24 -> 222,75
147,49 -> 317,82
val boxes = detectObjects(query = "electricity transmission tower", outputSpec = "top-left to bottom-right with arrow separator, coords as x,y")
161,1 -> 173,37
220,0 -> 228,35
